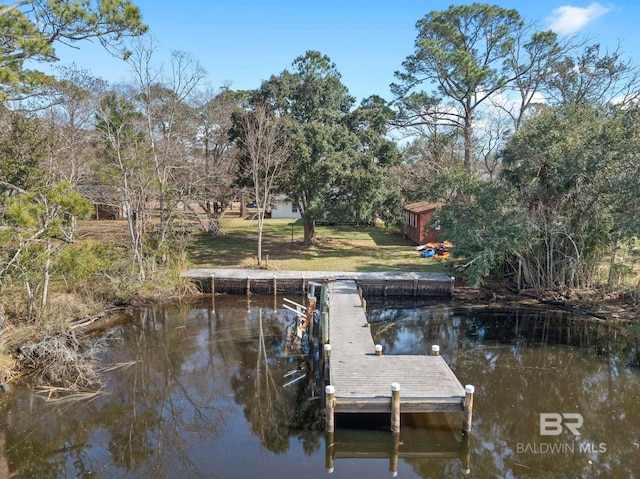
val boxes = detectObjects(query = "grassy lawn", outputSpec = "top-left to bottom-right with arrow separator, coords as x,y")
187,212 -> 454,273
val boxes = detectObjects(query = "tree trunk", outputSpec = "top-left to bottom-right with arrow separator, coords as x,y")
41,238 -> 51,320
303,217 -> 315,247
607,238 -> 622,290
463,104 -> 474,172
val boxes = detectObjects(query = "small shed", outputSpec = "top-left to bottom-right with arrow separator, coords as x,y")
402,202 -> 443,245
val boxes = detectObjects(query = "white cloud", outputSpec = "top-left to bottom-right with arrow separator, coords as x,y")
547,2 -> 611,35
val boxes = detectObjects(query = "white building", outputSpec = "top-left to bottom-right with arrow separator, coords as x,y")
270,195 -> 301,219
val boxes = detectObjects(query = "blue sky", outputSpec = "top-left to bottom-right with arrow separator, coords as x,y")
44,1 -> 640,103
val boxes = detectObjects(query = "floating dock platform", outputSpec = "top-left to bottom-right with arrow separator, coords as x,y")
323,280 -> 474,435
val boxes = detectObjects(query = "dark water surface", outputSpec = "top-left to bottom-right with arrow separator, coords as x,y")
2,295 -> 639,478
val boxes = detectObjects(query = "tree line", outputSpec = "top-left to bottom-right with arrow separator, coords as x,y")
2,1 -> 640,341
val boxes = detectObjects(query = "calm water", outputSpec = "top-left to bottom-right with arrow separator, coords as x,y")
1,295 -> 639,478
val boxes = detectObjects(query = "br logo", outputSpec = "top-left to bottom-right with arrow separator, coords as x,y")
540,413 -> 583,436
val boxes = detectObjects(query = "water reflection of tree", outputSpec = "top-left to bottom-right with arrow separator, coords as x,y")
4,302 -> 229,478
229,306 -> 324,455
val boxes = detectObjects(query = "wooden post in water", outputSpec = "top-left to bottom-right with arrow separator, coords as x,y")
210,274 -> 215,295
390,432 -> 400,477
322,311 -> 329,345
323,344 -> 331,382
451,276 -> 456,296
326,385 -> 336,433
246,276 -> 251,296
432,345 -> 440,356
463,384 -> 475,434
391,383 -> 401,434
362,298 -> 367,314
325,432 -> 335,473
461,431 -> 471,475
413,276 -> 418,297
272,275 -> 277,296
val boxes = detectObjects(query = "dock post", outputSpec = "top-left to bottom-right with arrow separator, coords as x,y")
451,276 -> 456,296
325,385 -> 336,433
375,344 -> 383,356
325,432 -> 335,473
302,277 -> 306,294
461,431 -> 471,475
463,384 -> 475,434
384,280 -> 388,298
391,383 -> 401,434
246,276 -> 251,296
210,274 -> 215,295
413,276 -> 418,297
361,297 -> 367,314
272,275 -> 277,296
323,344 -> 331,382
390,432 -> 399,477
322,311 -> 329,344
431,345 -> 440,356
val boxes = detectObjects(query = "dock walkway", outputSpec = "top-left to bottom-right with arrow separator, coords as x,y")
325,280 -> 471,430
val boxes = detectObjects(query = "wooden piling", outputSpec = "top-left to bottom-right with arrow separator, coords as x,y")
272,276 -> 277,295
463,384 -> 475,434
325,432 -> 335,473
362,298 -> 367,314
391,383 -> 400,434
432,345 -> 440,356
246,276 -> 251,296
326,385 -> 336,433
210,274 -> 215,295
323,344 -> 331,382
413,276 -> 418,297
321,311 -> 329,345
461,432 -> 471,475
390,432 -> 400,477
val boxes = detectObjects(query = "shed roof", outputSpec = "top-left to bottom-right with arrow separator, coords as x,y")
403,202 -> 442,213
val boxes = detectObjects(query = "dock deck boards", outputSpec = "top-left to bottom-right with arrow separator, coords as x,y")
181,268 -> 452,282
327,280 -> 465,413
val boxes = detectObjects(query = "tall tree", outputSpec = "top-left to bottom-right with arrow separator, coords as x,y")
127,39 -> 207,262
236,104 -> 290,266
257,51 -> 355,246
392,3 -> 558,173
258,52 -> 399,244
0,0 -> 146,100
440,103 -> 640,291
95,90 -> 151,279
543,43 -> 640,108
187,87 -> 245,235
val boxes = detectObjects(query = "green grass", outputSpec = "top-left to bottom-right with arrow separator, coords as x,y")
187,215 -> 454,273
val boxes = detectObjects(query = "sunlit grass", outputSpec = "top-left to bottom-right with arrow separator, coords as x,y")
188,215 -> 454,273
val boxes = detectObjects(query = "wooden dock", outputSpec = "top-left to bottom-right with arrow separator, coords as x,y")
181,268 -> 454,297
323,280 -> 473,434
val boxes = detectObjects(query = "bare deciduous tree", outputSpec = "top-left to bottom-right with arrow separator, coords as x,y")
238,104 -> 290,266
